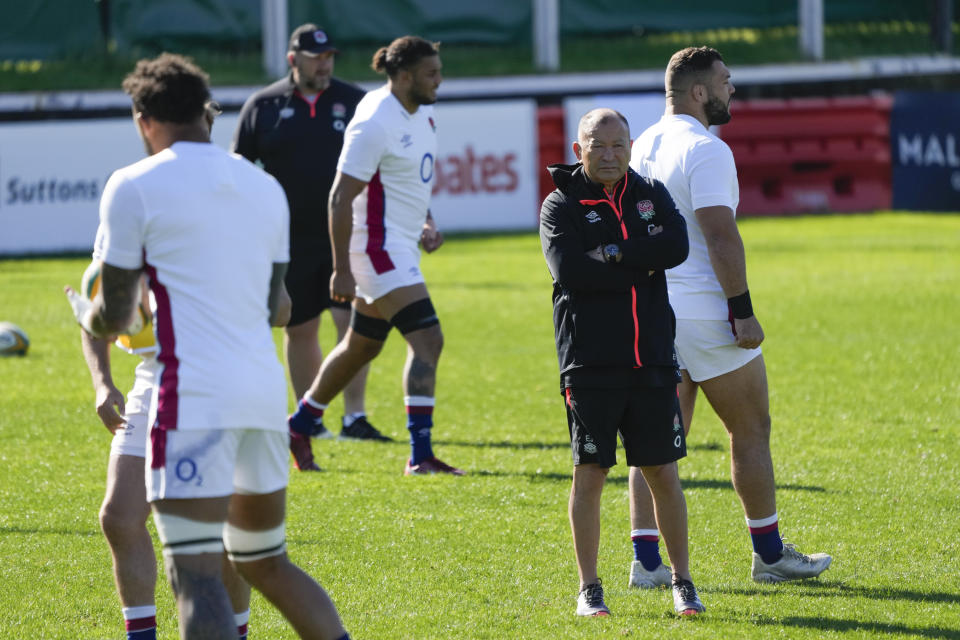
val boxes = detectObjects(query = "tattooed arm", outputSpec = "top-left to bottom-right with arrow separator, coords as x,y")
82,262 -> 143,338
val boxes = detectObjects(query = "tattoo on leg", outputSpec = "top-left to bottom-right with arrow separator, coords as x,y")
405,356 -> 436,396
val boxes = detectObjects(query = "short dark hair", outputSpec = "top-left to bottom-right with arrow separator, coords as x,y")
371,36 -> 440,76
121,53 -> 211,124
665,46 -> 724,95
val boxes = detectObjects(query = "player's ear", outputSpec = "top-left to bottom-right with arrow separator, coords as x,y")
573,141 -> 583,161
286,52 -> 296,68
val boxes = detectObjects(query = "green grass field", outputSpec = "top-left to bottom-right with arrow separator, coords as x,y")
0,212 -> 958,639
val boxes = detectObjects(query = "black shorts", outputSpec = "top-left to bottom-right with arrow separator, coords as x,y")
285,252 -> 349,327
564,385 -> 686,468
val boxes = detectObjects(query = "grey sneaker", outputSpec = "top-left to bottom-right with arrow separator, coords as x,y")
672,579 -> 705,616
339,416 -> 392,441
576,581 -> 610,617
628,560 -> 672,589
751,543 -> 832,583
310,421 -> 334,440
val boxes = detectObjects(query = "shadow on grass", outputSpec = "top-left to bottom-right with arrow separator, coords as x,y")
433,439 -> 725,453
467,469 -> 823,492
0,525 -> 98,537
711,581 -> 960,606
713,612 -> 960,639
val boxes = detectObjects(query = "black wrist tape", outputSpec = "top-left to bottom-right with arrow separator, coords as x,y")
727,290 -> 754,319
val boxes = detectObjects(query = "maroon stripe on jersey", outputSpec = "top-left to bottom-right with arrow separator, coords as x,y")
365,170 -> 395,274
125,616 -> 157,631
145,261 -> 179,464
406,405 -> 434,415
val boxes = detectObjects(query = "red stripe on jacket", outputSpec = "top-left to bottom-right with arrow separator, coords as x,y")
579,177 -> 643,367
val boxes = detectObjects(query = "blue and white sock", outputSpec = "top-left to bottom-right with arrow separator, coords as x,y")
289,397 -> 327,435
747,512 -> 784,564
235,609 -> 250,639
123,605 -> 157,640
405,395 -> 434,464
631,528 -> 663,571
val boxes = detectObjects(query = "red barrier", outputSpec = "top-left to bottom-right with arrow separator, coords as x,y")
719,96 -> 893,214
537,105 -> 566,205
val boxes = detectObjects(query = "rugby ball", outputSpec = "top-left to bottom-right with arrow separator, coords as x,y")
0,322 -> 29,357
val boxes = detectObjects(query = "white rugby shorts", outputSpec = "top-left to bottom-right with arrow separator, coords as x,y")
147,428 -> 289,501
109,359 -> 157,458
350,243 -> 424,304
674,318 -> 762,382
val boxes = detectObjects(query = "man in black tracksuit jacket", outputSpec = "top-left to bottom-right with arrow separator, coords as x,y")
540,108 -> 705,617
232,24 -> 390,448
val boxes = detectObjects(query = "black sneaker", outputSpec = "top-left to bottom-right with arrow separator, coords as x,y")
339,416 -> 392,441
672,578 -> 705,616
576,580 -> 610,617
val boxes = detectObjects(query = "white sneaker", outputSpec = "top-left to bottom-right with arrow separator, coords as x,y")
752,543 -> 832,583
576,581 -> 610,617
628,560 -> 672,589
672,579 -> 706,616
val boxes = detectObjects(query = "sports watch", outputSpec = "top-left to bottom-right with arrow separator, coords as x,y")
602,243 -> 622,264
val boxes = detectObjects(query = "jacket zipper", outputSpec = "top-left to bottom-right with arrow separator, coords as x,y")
579,176 -> 643,367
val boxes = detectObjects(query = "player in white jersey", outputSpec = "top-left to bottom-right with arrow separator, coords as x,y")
288,36 -> 464,477
71,259 -> 252,640
628,46 -> 831,585
68,53 -> 350,640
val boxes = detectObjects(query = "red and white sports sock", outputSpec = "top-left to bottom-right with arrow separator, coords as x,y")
122,605 -> 157,640
235,609 -> 250,639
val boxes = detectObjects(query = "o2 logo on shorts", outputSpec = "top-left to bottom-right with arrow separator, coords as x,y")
175,457 -> 204,486
420,153 -> 434,183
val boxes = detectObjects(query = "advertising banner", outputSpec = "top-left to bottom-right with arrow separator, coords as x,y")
430,100 -> 539,232
563,94 -> 666,163
0,99 -> 538,255
890,91 -> 960,211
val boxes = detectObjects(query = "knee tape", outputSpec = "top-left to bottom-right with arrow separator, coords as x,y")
223,523 -> 286,563
152,513 -> 224,557
390,298 -> 439,335
350,309 -> 391,341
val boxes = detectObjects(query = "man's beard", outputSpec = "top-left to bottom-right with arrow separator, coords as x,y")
704,95 -> 731,125
410,85 -> 437,106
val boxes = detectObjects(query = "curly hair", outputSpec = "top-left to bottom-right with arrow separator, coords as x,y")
121,53 -> 210,123
371,36 -> 440,77
665,46 -> 724,94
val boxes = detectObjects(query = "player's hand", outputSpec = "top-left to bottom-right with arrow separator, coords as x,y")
420,219 -> 444,253
95,384 -> 126,434
64,285 -> 93,329
733,315 -> 764,349
330,269 -> 356,304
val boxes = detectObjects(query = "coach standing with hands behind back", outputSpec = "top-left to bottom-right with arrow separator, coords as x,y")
233,24 -> 391,468
540,108 -> 705,618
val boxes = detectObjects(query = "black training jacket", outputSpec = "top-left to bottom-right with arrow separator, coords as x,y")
540,163 -> 689,380
231,74 -> 365,255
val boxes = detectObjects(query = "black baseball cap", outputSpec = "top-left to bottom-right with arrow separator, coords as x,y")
289,23 -> 339,56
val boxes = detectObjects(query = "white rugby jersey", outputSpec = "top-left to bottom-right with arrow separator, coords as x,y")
337,85 -> 436,272
97,141 -> 289,433
631,114 -> 740,320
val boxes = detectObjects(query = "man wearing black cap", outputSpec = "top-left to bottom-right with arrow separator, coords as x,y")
233,24 -> 389,465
